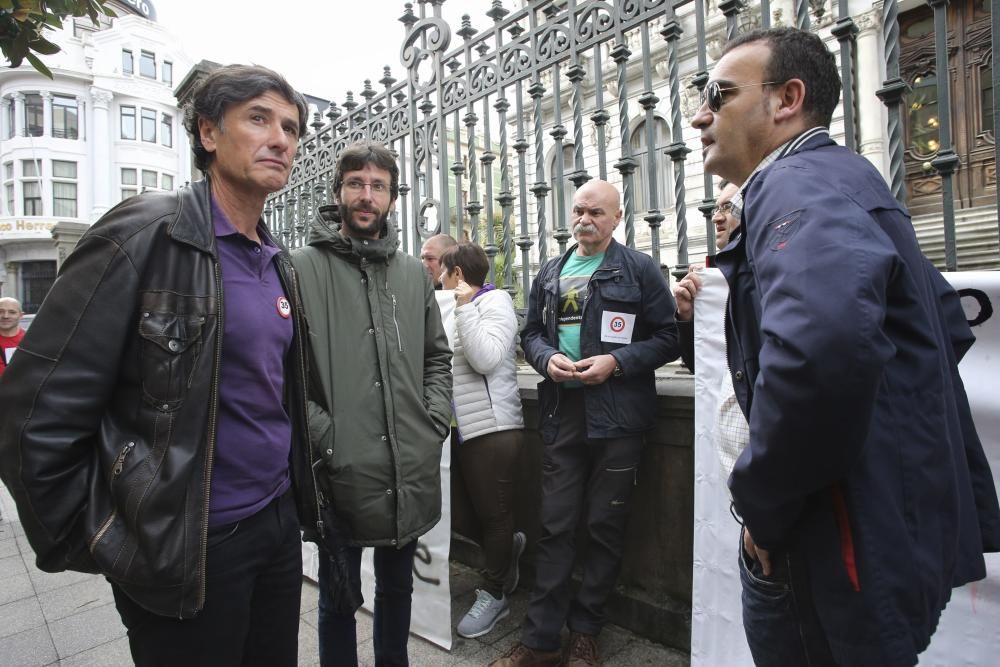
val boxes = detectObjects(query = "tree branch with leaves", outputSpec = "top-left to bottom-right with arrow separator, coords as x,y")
1,0 -> 115,78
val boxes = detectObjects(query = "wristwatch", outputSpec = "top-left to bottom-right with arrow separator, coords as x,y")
613,360 -> 624,377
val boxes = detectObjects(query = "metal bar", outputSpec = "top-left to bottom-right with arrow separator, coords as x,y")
551,60 -> 570,256
591,41 -> 609,181
876,0 -> 909,204
832,1 -> 859,152
928,0 -> 959,270
663,15 -> 690,278
795,0 -> 811,30
693,0 -> 716,250
993,0 -> 1000,232
514,80 -> 533,301
611,33 -> 636,248
638,21 -> 663,265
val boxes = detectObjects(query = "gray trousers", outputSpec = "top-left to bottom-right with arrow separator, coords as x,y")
521,389 -> 643,651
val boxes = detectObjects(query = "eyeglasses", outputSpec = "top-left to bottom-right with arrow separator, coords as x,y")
343,179 -> 390,194
712,201 -> 736,216
700,80 -> 784,113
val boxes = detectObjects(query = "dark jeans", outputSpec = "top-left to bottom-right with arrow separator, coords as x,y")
457,428 -> 524,597
111,491 -> 302,667
521,390 -> 643,651
318,540 -> 418,667
739,527 -> 837,667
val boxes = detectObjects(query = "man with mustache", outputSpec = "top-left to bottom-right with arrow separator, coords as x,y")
0,65 -> 317,666
292,141 -> 452,667
493,179 -> 679,667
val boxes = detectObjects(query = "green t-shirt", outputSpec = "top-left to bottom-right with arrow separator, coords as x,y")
558,251 -> 605,363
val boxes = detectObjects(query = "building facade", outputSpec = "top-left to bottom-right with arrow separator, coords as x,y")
0,0 -> 191,311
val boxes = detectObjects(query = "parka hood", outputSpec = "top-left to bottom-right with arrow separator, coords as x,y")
307,204 -> 400,263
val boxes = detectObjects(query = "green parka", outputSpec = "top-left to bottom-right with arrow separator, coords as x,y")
292,206 -> 452,547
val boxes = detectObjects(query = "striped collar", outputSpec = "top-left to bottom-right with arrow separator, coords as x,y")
729,127 -> 831,221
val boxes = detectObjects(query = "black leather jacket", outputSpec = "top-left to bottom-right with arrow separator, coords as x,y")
0,179 -> 319,618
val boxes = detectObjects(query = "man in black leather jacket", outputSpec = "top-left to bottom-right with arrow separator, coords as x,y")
0,65 -> 319,667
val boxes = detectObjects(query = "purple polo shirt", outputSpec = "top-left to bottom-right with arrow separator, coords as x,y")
209,198 -> 293,526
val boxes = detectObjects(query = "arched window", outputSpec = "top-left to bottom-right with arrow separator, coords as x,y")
630,117 -> 671,213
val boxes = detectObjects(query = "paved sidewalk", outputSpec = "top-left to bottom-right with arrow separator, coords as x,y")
0,486 -> 688,666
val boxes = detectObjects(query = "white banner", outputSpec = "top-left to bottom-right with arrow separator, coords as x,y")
303,290 -> 455,651
691,269 -> 1000,667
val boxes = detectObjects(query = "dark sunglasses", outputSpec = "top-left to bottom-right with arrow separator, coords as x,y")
700,80 -> 784,112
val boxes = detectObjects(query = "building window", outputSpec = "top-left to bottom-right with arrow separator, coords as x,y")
142,170 -> 158,191
121,168 -> 137,201
5,102 -> 13,139
139,50 -> 156,79
21,159 -> 41,215
52,95 -> 79,139
141,108 -> 156,143
122,49 -> 133,75
162,61 -> 173,86
630,116 -> 672,213
121,105 -> 136,140
52,160 -> 77,218
161,113 -> 172,147
19,261 -> 56,314
161,174 -> 174,190
24,93 -> 43,137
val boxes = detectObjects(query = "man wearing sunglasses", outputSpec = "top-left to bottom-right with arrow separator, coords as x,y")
691,27 -> 999,667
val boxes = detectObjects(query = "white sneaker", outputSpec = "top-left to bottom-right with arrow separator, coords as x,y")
457,589 -> 509,638
503,531 -> 527,595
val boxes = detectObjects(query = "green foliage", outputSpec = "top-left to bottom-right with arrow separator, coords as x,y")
1,1 -> 116,78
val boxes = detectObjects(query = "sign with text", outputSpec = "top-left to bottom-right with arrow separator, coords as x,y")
0,219 -> 56,240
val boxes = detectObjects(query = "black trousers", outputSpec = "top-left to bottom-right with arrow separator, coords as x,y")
521,390 -> 643,651
111,490 -> 303,667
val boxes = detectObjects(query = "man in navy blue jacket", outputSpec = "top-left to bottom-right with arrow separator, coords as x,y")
691,27 -> 1000,667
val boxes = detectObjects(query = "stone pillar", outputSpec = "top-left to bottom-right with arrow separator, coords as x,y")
51,221 -> 89,269
0,98 -> 9,139
40,91 -> 52,137
4,262 -> 18,299
89,87 -> 113,221
854,6 -> 887,177
77,95 -> 86,141
12,93 -> 24,137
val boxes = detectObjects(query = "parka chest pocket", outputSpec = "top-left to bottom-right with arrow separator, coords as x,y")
138,291 -> 213,410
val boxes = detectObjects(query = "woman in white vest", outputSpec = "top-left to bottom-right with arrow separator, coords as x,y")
438,243 -> 526,640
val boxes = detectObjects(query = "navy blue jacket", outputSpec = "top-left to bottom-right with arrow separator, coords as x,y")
522,239 -> 679,440
715,132 -> 1000,666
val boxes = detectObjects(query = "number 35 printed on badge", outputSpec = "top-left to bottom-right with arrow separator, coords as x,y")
601,311 -> 635,344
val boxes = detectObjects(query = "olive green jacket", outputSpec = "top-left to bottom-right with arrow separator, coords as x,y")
292,207 -> 452,547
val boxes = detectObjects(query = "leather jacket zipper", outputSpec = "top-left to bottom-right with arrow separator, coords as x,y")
88,441 -> 135,554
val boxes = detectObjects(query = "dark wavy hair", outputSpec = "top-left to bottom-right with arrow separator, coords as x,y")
440,243 -> 489,287
332,142 -> 400,202
724,27 -> 841,129
184,64 -> 307,172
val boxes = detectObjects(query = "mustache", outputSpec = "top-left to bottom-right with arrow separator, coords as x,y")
574,222 -> 597,234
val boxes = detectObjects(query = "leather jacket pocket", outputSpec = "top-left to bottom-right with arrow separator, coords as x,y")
138,293 -> 208,410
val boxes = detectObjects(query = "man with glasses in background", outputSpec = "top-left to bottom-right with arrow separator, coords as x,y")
293,141 -> 452,667
690,27 -> 999,667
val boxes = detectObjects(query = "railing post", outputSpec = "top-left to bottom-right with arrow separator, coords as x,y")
831,1 -> 859,153
876,0 -> 909,205
662,17 -> 691,279
927,0 -> 959,271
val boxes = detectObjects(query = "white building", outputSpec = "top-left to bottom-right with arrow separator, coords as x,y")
0,0 -> 192,311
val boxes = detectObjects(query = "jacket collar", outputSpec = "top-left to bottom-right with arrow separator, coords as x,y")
167,179 -> 215,254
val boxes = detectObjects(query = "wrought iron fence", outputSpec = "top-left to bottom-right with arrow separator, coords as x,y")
266,0 -> 998,293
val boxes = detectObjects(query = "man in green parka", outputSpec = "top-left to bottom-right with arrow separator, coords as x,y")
292,142 -> 452,667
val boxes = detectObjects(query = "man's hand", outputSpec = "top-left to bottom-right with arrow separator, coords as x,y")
574,354 -> 618,385
743,527 -> 772,577
546,353 -> 579,383
672,264 -> 704,322
454,280 -> 476,306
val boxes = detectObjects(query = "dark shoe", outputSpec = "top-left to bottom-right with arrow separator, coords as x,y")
503,530 -> 527,595
489,642 -> 561,667
565,632 -> 599,667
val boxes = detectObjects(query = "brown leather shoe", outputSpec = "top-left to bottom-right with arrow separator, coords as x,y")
564,632 -> 599,667
489,642 -> 562,667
